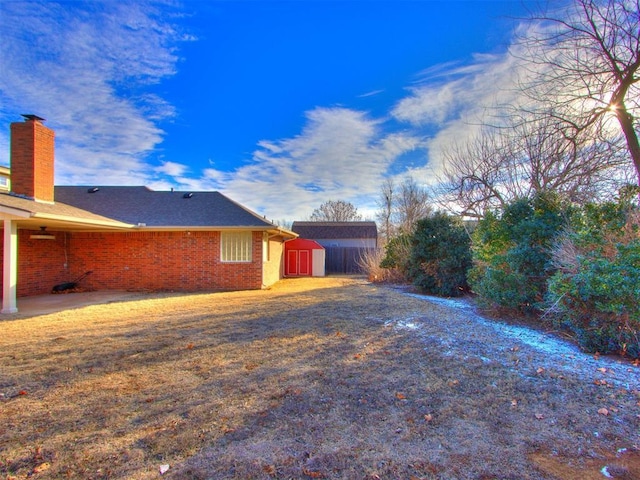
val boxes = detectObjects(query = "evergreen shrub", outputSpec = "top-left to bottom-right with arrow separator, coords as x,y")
469,193 -> 567,312
408,212 -> 472,297
547,190 -> 640,358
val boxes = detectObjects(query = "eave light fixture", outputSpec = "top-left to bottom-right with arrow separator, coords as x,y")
30,226 -> 56,240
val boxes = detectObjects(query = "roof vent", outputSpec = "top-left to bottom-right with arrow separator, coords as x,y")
183,192 -> 193,198
87,187 -> 99,193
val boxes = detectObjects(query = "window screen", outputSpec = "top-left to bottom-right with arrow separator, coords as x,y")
221,231 -> 252,262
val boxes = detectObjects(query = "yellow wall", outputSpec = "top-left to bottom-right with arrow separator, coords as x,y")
262,237 -> 285,287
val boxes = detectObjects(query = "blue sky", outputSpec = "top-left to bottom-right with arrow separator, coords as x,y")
0,0 -> 547,221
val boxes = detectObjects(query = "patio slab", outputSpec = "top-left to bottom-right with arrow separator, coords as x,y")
2,290 -> 140,317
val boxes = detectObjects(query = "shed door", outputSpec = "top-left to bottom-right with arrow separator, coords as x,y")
299,250 -> 310,276
286,250 -> 311,276
287,250 -> 298,276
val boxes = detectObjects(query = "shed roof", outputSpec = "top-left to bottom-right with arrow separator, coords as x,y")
55,186 -> 279,229
291,221 -> 378,239
285,237 -> 325,250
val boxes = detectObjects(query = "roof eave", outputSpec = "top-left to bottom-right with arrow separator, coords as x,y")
133,225 -> 298,238
30,212 -> 134,230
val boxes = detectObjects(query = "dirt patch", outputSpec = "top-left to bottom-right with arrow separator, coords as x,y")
1,276 -> 638,479
530,448 -> 640,480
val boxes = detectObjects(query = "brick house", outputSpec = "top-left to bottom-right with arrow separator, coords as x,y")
0,115 -> 296,313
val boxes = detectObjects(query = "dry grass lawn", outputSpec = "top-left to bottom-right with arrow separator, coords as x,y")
1,276 -> 638,479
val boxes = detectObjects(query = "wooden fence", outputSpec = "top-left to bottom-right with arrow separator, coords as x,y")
324,247 -> 376,274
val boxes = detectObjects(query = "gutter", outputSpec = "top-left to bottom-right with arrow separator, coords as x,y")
30,212 -> 133,230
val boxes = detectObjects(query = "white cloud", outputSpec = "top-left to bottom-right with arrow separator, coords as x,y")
179,107 -> 423,220
392,81 -> 458,126
0,0 -> 189,181
392,50 -> 526,178
156,161 -> 189,177
358,89 -> 385,98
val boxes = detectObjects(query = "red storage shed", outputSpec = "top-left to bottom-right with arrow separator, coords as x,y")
285,238 -> 325,277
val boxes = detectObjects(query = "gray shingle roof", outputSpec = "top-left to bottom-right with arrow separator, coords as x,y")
0,192 -> 131,227
291,221 -> 378,239
54,186 -> 276,228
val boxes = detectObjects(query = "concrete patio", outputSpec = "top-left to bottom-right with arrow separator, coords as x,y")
1,290 -> 142,317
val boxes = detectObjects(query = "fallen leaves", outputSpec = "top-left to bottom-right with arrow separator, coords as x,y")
262,464 -> 277,476
598,408 -> 610,416
302,468 -> 325,478
395,392 -> 406,400
594,379 -> 612,387
32,462 -> 51,474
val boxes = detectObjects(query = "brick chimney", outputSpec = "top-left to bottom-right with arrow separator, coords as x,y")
10,114 -> 55,202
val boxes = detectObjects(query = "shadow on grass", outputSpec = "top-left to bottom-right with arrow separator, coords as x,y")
1,278 -> 638,480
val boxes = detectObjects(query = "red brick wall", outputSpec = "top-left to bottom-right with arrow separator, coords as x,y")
10,119 -> 55,202
1,229 -> 271,297
4,229 -> 71,297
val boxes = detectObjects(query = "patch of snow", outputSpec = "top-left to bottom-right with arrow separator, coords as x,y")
384,317 -> 422,330
394,292 -> 640,391
601,466 -> 613,478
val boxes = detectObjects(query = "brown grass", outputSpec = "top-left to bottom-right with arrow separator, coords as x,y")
1,276 -> 638,479
357,248 -> 407,284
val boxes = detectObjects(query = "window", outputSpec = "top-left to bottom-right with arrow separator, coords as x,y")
221,231 -> 252,262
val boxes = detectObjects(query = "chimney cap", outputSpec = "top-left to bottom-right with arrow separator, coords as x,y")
21,114 -> 46,123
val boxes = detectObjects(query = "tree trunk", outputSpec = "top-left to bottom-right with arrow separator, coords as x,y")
615,106 -> 640,188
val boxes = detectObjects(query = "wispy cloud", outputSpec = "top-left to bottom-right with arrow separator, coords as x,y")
391,51 -> 525,179
358,89 -> 385,98
163,107 -> 423,220
0,0 -> 190,183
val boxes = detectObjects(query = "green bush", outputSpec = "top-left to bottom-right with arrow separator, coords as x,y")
547,191 -> 640,358
380,234 -> 412,280
407,212 -> 472,297
469,193 -> 567,312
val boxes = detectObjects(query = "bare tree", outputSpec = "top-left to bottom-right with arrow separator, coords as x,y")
375,176 -> 433,236
437,128 -> 511,218
519,0 -> 640,186
376,178 -> 395,242
395,177 -> 433,234
309,200 -> 362,222
437,115 -> 631,217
